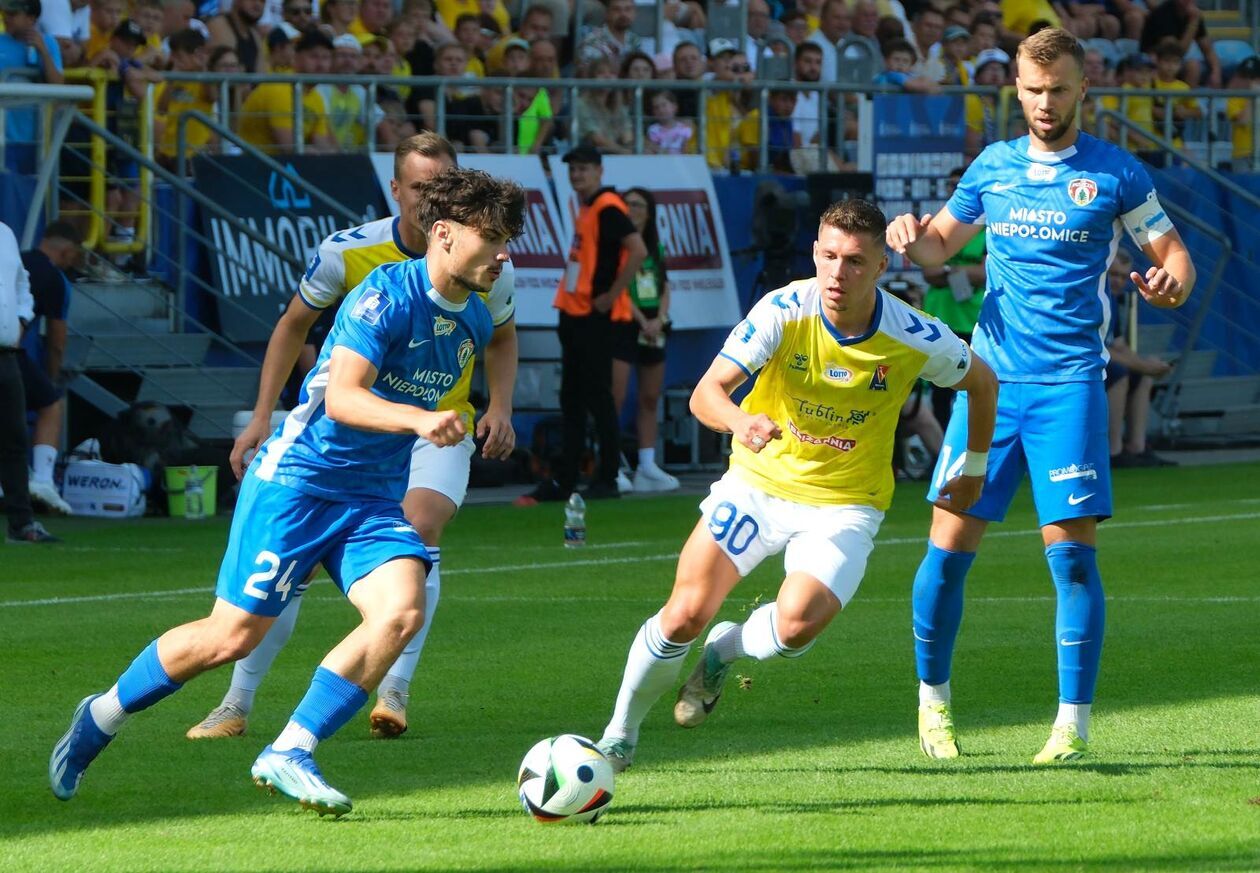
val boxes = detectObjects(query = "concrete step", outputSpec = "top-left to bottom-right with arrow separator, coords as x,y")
79,333 -> 213,369
138,367 -> 258,409
1176,404 -> 1260,438
1135,323 -> 1175,354
1176,348 -> 1217,380
1175,376 -> 1260,413
187,404 -> 248,441
1209,25 -> 1252,40
70,281 -> 168,328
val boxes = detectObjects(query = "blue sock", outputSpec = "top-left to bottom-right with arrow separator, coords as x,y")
116,640 -> 184,713
291,667 -> 369,741
913,543 -> 976,686
1046,542 -> 1105,704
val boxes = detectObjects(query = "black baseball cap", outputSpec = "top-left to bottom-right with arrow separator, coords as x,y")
113,19 -> 147,46
1,0 -> 41,16
562,144 -> 602,166
1237,56 -> 1260,79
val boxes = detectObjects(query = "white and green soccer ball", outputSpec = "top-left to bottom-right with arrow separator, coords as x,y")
517,734 -> 614,824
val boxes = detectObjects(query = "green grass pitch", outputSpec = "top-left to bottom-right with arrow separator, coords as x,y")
2,463 -> 1258,871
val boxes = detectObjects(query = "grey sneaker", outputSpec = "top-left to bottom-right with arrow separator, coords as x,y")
673,621 -> 738,728
595,736 -> 635,774
8,520 -> 60,543
186,703 -> 248,739
369,688 -> 409,739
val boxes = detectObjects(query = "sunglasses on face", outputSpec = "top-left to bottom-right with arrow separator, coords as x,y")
285,5 -> 312,12
730,63 -> 750,73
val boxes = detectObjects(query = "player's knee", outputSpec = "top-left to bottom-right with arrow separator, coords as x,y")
378,603 -> 425,645
407,515 -> 445,546
658,600 -> 708,643
776,613 -> 824,650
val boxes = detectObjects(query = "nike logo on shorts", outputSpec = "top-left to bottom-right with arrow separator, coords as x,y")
1067,492 -> 1093,506
1060,638 -> 1091,647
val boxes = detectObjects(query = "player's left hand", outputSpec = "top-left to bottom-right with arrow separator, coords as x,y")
934,474 -> 984,512
1131,266 -> 1186,308
476,408 -> 516,460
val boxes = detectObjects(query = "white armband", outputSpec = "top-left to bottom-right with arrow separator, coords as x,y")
961,451 -> 988,477
1122,191 -> 1174,247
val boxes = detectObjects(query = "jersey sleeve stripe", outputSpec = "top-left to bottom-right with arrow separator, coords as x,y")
719,351 -> 754,378
296,285 -> 330,311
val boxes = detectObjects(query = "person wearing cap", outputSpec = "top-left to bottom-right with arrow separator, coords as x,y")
238,29 -> 335,153
704,36 -> 752,170
964,47 -> 1009,157
0,0 -> 64,173
1225,56 -> 1260,172
575,0 -> 639,72
317,32 -> 370,150
939,24 -> 970,85
1151,36 -> 1202,148
539,146 -> 647,502
265,23 -> 295,70
482,4 -> 545,73
206,0 -> 266,72
154,27 -> 215,165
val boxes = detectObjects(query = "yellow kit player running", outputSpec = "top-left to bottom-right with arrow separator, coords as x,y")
594,199 -> 998,772
187,133 -> 518,741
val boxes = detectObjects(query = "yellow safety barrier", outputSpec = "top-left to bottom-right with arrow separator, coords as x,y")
60,68 -> 152,256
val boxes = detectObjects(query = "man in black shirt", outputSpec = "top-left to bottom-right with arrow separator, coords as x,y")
1140,0 -> 1221,87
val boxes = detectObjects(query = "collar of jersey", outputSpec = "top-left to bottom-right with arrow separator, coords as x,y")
391,216 -> 425,260
1024,136 -> 1079,163
817,286 -> 883,346
426,284 -> 469,312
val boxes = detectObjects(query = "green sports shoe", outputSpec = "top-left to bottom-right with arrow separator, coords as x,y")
1033,724 -> 1088,764
918,702 -> 961,759
673,621 -> 737,728
595,736 -> 635,774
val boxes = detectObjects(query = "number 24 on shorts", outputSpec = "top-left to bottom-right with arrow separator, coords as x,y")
243,550 -> 303,602
708,501 -> 760,556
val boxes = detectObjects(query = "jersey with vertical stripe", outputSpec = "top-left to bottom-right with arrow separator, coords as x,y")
298,214 -> 514,425
947,132 -> 1174,383
253,258 -> 493,503
718,282 -> 972,509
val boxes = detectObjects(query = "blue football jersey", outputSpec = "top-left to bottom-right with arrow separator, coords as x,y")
948,132 -> 1172,383
252,258 -> 493,502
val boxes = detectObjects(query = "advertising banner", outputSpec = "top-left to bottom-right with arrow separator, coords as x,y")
370,153 -> 567,327
194,153 -> 386,342
547,154 -> 742,330
870,94 -> 966,271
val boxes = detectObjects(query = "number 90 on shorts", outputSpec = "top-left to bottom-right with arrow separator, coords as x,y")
699,471 -> 885,607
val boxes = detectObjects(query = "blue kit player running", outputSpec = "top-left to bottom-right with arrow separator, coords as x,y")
49,168 -> 525,816
887,28 -> 1195,764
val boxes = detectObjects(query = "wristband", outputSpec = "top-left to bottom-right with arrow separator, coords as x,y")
961,451 -> 988,477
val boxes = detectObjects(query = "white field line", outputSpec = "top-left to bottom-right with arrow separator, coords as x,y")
4,511 -> 1258,610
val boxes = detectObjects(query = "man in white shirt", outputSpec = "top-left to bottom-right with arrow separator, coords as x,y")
0,221 -> 59,543
806,0 -> 850,82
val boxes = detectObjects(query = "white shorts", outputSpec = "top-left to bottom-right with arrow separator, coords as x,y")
407,436 -> 476,506
698,471 -> 884,607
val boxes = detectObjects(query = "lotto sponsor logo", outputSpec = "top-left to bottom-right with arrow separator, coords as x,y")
654,190 -> 722,270
824,365 -> 853,383
1048,463 -> 1098,483
433,315 -> 456,337
788,419 -> 858,452
508,190 -> 566,269
1028,163 -> 1057,181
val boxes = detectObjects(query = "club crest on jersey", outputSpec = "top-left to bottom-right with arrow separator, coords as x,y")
433,315 -> 457,337
1068,178 -> 1098,207
868,364 -> 889,391
351,289 -> 389,325
457,338 -> 474,369
824,364 -> 853,383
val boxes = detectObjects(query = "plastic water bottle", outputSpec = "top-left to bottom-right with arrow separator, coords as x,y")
184,465 -> 205,520
564,492 -> 586,548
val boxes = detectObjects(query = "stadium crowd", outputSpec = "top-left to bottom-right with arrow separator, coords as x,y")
3,0 -> 1257,172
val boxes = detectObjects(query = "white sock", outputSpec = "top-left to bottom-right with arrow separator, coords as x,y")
272,720 -> 318,753
32,444 -> 57,484
1055,702 -> 1091,741
738,603 -> 813,661
710,621 -> 746,664
603,612 -> 693,744
221,595 -> 304,715
638,447 -> 656,468
920,680 -> 951,707
88,685 -> 129,735
381,549 -> 440,696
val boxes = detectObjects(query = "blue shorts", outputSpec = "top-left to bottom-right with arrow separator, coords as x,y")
926,380 -> 1113,526
215,472 -> 431,617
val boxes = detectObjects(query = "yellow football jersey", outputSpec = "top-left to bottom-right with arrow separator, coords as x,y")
718,280 -> 971,509
298,215 -> 515,425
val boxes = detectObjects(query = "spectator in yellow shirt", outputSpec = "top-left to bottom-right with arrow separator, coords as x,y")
83,0 -> 123,65
436,0 -> 507,34
1226,57 -> 1259,172
320,0 -> 359,39
238,30 -> 335,153
154,28 -> 215,165
1150,37 -> 1201,146
133,0 -> 166,65
1101,54 -> 1158,157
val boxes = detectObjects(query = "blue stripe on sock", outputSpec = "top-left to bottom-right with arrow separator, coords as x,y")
643,617 -> 689,659
291,667 -> 369,740
116,640 -> 183,712
1046,542 -> 1105,704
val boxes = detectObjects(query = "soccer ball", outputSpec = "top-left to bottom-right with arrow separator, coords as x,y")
517,734 -> 614,824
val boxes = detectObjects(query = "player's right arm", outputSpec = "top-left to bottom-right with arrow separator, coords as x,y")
230,236 -> 348,478
325,347 -> 466,445
933,353 -> 997,512
689,356 -> 782,453
886,208 -> 982,268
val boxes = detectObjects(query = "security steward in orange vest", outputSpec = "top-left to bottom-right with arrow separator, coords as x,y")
550,145 -> 647,500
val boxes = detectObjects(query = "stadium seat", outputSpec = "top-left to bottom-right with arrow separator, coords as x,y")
705,1 -> 745,43
1084,37 -> 1120,68
1215,40 -> 1257,79
836,35 -> 881,85
1113,37 -> 1140,59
